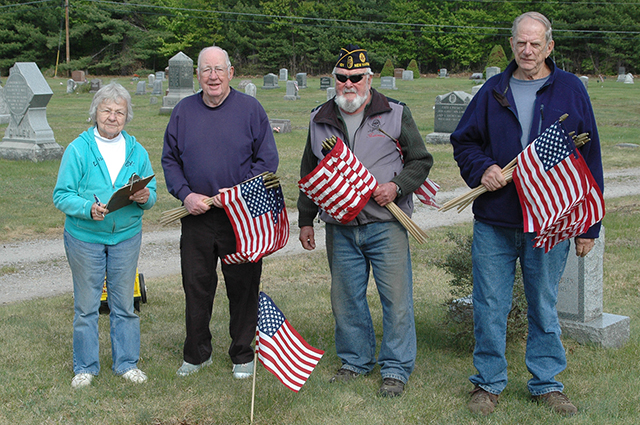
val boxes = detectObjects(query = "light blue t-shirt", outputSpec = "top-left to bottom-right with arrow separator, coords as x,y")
510,76 -> 549,148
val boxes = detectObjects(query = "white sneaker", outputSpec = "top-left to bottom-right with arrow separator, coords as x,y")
176,356 -> 212,377
121,368 -> 147,384
71,373 -> 93,389
232,361 -> 254,379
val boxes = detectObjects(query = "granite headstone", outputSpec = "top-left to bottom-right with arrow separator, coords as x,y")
380,76 -> 397,90
160,51 -> 195,115
262,73 -> 279,89
283,80 -> 300,100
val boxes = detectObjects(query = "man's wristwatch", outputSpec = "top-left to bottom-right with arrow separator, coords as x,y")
395,183 -> 402,197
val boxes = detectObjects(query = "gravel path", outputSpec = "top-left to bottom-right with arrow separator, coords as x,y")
2,167 -> 640,306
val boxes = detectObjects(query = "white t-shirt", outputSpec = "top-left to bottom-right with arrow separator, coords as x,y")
94,128 -> 125,185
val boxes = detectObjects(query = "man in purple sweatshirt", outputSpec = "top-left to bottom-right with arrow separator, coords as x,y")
162,46 -> 279,380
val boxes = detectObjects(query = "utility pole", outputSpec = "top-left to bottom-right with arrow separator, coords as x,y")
65,0 -> 70,66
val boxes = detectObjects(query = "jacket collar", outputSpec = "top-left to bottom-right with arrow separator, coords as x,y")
493,58 -> 557,107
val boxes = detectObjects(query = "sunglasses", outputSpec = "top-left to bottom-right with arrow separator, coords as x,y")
334,73 -> 367,84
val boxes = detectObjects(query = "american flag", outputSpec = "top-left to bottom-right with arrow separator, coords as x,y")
298,137 -> 377,224
256,292 -> 324,392
513,120 -> 604,252
414,178 -> 440,208
220,176 -> 289,264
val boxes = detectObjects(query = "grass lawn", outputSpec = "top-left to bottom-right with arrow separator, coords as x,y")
0,74 -> 639,424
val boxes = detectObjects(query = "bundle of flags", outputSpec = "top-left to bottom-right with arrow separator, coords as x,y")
513,119 -> 605,252
298,137 -> 377,223
220,174 -> 289,264
256,292 -> 324,392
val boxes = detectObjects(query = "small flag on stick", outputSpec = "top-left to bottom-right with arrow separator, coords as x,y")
256,292 -> 324,392
415,178 -> 440,208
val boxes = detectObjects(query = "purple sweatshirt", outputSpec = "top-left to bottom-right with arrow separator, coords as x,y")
162,88 -> 279,202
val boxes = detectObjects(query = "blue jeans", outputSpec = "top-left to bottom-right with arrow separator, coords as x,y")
470,221 -> 570,396
326,221 -> 416,384
64,230 -> 142,376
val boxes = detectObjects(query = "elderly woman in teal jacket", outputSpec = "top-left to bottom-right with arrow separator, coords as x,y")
53,82 -> 156,389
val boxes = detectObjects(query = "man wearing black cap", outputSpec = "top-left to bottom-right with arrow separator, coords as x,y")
297,44 -> 433,397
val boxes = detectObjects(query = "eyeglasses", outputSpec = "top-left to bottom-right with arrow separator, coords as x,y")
99,109 -> 126,119
200,66 -> 229,78
334,73 -> 367,84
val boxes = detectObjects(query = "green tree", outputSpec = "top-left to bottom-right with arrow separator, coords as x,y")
487,44 -> 509,72
380,58 -> 394,76
406,59 -> 420,77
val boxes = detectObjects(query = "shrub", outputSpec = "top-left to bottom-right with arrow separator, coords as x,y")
436,231 -> 528,352
487,44 -> 510,73
380,59 -> 394,77
406,59 -> 420,78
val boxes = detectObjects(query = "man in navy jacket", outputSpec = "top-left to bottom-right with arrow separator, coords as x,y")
451,12 -> 603,416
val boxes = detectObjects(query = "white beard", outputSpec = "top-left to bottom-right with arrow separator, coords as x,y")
335,88 -> 368,113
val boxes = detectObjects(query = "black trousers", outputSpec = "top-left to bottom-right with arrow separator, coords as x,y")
180,208 -> 261,365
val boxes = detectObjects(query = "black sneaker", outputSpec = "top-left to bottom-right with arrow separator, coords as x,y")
329,367 -> 360,383
378,378 -> 404,397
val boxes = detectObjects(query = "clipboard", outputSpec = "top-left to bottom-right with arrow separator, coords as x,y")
105,173 -> 155,213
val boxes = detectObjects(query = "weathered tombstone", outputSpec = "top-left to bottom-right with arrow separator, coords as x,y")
438,68 -> 448,78
0,62 -> 63,162
485,66 -> 501,80
326,87 -> 336,101
152,80 -> 163,96
66,79 -> 76,94
320,77 -> 332,90
618,66 -> 625,76
624,73 -> 634,84
425,91 -> 472,144
245,82 -> 257,98
283,81 -> 300,101
295,73 -> 307,89
71,70 -> 86,82
402,70 -> 414,81
160,51 -> 195,115
269,118 -> 291,134
135,81 -> 146,95
149,96 -> 158,105
0,85 -> 9,125
279,68 -> 288,81
89,79 -> 102,94
155,71 -> 165,82
380,76 -> 397,90
262,73 -> 279,89
394,68 -> 404,79
237,79 -> 252,91
148,74 -> 155,88
579,76 -> 589,89
558,229 -> 630,348
470,72 -> 484,80
471,84 -> 483,96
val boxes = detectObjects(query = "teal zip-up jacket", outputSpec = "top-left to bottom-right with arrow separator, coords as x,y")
53,128 -> 157,245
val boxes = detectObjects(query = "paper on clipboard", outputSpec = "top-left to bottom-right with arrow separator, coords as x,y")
105,174 -> 155,213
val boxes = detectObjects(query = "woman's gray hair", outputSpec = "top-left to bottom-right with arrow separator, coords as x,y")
512,12 -> 553,45
89,82 -> 133,124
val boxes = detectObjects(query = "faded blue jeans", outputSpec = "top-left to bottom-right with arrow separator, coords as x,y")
64,230 -> 142,376
326,221 -> 416,384
470,221 -> 570,396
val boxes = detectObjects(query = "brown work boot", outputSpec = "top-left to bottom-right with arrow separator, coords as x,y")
468,386 -> 499,415
329,367 -> 360,383
533,391 -> 577,416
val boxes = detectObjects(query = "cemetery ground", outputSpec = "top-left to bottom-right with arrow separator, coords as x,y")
1,74 -> 640,424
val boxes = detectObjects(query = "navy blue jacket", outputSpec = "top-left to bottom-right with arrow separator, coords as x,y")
450,58 -> 603,238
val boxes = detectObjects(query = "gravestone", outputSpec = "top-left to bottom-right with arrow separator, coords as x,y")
326,87 -> 336,101
89,79 -> 102,94
471,84 -> 483,96
616,73 -> 626,83
438,68 -> 448,78
0,86 -> 9,124
148,74 -> 155,87
579,76 -> 589,89
155,71 -> 165,82
0,62 -> 63,162
152,80 -> 163,96
624,73 -> 634,84
149,97 -> 158,105
296,73 -> 307,89
618,66 -> 625,75
425,91 -> 472,144
402,70 -> 414,81
279,68 -> 288,81
470,72 -> 484,81
237,79 -> 252,91
558,229 -> 630,348
262,73 -> 279,89
269,118 -> 291,134
283,81 -> 300,101
135,81 -> 146,95
160,51 -> 195,115
245,83 -> 257,98
71,70 -> 86,82
319,77 -> 332,90
66,79 -> 76,94
485,66 -> 501,80
380,76 -> 397,90
394,68 -> 404,79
